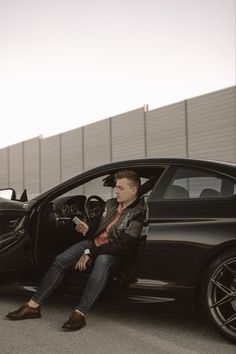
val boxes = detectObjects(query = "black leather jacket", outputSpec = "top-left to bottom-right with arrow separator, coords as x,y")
88,197 -> 145,261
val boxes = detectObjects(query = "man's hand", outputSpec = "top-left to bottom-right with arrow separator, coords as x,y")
75,254 -> 91,271
75,221 -> 89,236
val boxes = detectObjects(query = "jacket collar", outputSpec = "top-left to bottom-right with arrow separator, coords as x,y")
117,197 -> 141,210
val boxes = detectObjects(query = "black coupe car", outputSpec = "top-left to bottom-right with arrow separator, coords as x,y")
0,158 -> 235,343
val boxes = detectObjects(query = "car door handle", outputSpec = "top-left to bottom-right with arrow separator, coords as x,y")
9,219 -> 19,227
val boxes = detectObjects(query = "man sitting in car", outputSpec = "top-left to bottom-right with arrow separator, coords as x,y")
6,170 -> 145,331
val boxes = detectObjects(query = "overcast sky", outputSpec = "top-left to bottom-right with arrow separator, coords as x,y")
0,0 -> 235,149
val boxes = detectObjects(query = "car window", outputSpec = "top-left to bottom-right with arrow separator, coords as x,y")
62,175 -> 112,200
164,168 -> 236,199
61,175 -> 154,200
55,173 -> 157,203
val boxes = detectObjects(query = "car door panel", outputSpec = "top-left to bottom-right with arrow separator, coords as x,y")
137,196 -> 236,287
0,210 -> 31,277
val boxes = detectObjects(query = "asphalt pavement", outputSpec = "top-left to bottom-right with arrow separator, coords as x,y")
0,285 -> 235,354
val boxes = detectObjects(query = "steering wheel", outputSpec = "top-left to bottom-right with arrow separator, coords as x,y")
84,195 -> 105,222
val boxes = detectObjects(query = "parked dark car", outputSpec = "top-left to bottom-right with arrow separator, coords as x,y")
0,158 -> 235,343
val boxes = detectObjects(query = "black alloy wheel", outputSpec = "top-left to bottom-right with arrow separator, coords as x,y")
202,249 -> 236,343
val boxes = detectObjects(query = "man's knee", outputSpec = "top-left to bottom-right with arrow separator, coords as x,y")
93,254 -> 115,269
53,253 -> 67,270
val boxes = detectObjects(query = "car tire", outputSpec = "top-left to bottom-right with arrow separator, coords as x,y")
202,248 -> 236,343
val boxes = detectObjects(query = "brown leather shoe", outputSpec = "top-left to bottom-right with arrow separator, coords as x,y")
6,303 -> 41,320
62,311 -> 86,331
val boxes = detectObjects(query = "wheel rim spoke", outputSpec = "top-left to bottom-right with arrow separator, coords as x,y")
221,313 -> 236,328
211,278 -> 232,295
223,262 -> 236,276
210,294 -> 232,309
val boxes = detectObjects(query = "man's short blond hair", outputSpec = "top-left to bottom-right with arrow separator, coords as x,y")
114,170 -> 141,193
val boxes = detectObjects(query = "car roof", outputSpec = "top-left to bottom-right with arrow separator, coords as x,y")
92,158 -> 236,177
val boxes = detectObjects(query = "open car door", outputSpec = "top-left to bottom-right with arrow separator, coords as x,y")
0,192 -> 32,285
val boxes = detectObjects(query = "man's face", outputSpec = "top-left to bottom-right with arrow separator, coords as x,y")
115,178 -> 136,204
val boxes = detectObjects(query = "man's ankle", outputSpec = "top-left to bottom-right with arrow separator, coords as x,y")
28,300 -> 40,309
75,309 -> 85,317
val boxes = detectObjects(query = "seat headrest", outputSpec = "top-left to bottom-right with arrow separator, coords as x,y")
199,188 -> 220,198
165,185 -> 189,199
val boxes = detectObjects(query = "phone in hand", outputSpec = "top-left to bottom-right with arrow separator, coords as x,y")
72,216 -> 85,225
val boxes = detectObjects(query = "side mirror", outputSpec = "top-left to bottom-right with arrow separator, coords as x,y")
20,189 -> 28,202
0,188 -> 16,200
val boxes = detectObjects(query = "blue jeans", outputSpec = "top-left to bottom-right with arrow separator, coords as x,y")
31,240 -> 123,314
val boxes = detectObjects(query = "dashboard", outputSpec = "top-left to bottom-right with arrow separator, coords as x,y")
54,195 -> 87,219
41,194 -> 105,238
40,195 -> 87,235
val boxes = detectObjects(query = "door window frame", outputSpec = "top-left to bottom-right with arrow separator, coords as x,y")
149,165 -> 236,203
